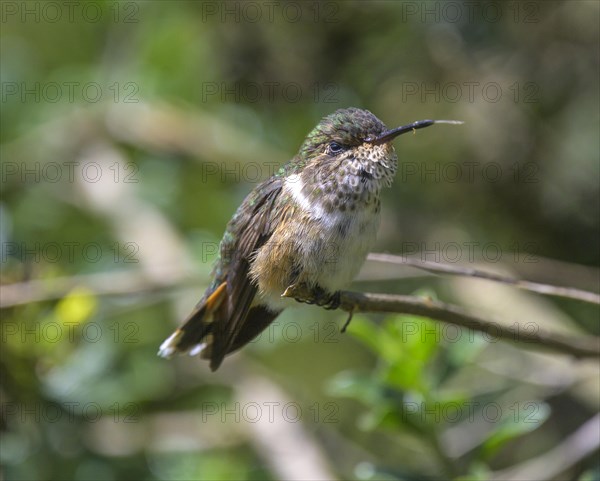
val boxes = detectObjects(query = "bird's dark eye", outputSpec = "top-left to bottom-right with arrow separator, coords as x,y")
328,142 -> 344,154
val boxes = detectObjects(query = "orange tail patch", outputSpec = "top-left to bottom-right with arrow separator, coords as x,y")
158,282 -> 227,359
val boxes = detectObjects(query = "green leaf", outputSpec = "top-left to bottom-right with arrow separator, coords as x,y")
456,461 -> 492,481
327,371 -> 382,405
481,401 -> 551,459
383,360 -> 427,392
55,286 -> 97,325
345,315 -> 382,355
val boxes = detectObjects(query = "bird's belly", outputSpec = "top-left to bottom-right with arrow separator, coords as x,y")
251,208 -> 379,310
304,208 -> 379,292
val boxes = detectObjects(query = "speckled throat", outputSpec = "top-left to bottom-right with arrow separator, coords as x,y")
293,141 -> 398,216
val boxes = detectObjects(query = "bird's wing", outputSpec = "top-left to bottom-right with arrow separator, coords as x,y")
209,176 -> 285,369
159,175 -> 286,371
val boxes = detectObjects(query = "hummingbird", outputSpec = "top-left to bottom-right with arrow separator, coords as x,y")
159,107 -> 462,371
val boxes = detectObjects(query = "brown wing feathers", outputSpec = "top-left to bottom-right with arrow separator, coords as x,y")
210,183 -> 283,369
158,177 -> 284,371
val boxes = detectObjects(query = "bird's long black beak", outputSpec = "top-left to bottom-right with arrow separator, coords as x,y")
366,119 -> 463,145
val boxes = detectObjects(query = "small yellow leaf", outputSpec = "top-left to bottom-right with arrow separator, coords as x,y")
55,287 -> 97,325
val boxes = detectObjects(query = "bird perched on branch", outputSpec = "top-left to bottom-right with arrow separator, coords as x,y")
159,107 -> 462,370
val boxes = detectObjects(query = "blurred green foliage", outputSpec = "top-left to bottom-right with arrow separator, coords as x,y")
330,308 -> 552,478
1,1 -> 599,480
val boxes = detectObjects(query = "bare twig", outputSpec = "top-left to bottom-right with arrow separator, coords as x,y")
0,271 -> 201,308
490,414 -> 600,481
368,253 -> 600,305
3,265 -> 599,359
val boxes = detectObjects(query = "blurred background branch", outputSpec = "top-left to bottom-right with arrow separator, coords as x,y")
368,253 -> 600,305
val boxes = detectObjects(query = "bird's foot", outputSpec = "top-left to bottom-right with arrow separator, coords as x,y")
281,283 -> 341,310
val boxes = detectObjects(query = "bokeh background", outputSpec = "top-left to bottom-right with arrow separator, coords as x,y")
1,1 -> 599,480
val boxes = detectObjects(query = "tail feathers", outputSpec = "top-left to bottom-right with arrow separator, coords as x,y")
158,281 -> 283,371
158,282 -> 227,361
158,330 -> 185,359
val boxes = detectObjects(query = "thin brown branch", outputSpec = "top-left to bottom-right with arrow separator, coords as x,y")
343,291 -> 599,358
368,253 -> 600,305
0,271 -> 201,308
3,268 -> 599,359
282,285 -> 600,359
